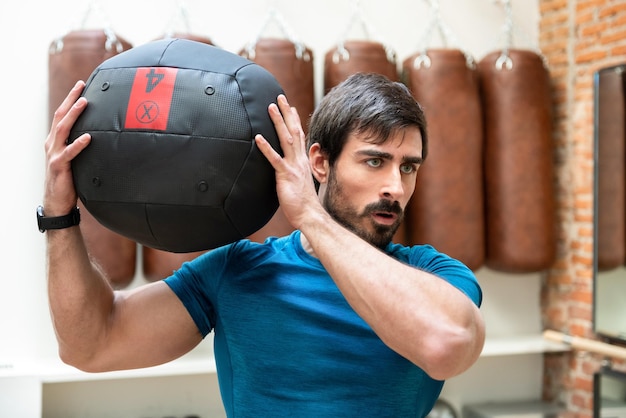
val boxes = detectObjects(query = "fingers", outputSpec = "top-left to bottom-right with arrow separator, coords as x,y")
52,80 -> 86,126
255,133 -> 281,169
65,132 -> 92,159
53,97 -> 91,164
60,97 -> 88,143
276,94 -> 304,141
44,83 -> 91,214
257,94 -> 306,170
47,81 -> 88,153
267,95 -> 305,154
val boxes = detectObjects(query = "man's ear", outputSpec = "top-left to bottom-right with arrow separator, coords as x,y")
308,143 -> 329,184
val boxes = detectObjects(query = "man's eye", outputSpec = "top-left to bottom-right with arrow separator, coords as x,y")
401,164 -> 416,174
366,159 -> 382,168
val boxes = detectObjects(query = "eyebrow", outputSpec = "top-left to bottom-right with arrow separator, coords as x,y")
355,149 -> 424,165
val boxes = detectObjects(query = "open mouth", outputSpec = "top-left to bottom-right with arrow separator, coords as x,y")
372,211 -> 397,225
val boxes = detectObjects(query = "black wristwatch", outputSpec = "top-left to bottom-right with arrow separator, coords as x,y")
37,205 -> 81,233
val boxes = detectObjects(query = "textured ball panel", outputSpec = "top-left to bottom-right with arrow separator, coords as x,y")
69,38 -> 284,252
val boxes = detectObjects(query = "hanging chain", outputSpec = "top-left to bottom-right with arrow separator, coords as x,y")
243,1 -> 310,61
494,0 -> 514,70
492,0 -> 549,70
163,0 -> 192,38
333,0 -> 396,64
413,0 -> 475,70
50,0 -> 122,54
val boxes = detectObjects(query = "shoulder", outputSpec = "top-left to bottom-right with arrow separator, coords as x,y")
386,242 -> 455,267
189,232 -> 298,272
387,242 -> 483,307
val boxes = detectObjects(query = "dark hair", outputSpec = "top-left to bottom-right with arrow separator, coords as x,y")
307,73 -> 428,169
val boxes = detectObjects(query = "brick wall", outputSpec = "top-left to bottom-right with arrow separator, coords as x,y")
539,1 -> 626,417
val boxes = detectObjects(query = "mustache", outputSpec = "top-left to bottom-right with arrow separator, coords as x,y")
363,200 -> 403,216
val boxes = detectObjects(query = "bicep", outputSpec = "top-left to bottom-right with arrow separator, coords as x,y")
96,281 -> 203,372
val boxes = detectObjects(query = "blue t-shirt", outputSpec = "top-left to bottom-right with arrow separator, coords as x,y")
165,230 -> 482,418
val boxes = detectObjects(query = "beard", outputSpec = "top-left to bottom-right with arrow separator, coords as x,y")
322,171 -> 404,249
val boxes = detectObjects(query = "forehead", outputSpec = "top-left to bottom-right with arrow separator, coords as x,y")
344,127 -> 423,159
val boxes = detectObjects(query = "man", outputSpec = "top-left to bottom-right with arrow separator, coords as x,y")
42,72 -> 484,417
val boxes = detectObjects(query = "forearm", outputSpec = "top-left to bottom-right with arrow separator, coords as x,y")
300,211 -> 485,380
255,92 -> 484,377
41,82 -> 202,372
46,226 -> 115,366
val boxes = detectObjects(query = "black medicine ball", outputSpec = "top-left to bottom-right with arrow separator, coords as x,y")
68,38 -> 284,253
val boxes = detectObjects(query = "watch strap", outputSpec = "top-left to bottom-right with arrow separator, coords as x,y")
37,205 -> 81,232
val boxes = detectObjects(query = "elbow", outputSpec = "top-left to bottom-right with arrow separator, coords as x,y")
58,345 -> 108,373
419,320 -> 485,381
421,339 -> 477,381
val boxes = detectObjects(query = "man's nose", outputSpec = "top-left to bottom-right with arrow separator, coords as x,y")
380,169 -> 405,200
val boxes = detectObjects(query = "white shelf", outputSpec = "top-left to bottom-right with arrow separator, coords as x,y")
0,334 -> 569,385
0,354 -> 216,384
41,356 -> 217,384
0,334 -> 569,418
0,338 -> 218,384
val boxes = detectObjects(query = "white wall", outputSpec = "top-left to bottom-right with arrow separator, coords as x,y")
0,0 -> 539,364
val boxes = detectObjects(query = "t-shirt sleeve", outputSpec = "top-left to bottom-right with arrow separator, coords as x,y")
409,245 -> 483,307
163,238 -> 283,337
163,244 -> 231,337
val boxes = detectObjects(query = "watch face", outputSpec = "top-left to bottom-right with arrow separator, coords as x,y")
37,205 -> 45,232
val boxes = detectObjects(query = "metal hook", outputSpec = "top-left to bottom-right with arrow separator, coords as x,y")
102,28 -> 123,53
413,53 -> 432,70
495,53 -> 513,70
332,43 -> 351,64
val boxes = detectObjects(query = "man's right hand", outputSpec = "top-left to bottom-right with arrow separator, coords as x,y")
43,80 -> 91,217
44,82 -> 203,373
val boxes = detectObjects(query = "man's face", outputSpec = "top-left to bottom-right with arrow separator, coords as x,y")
321,127 -> 423,249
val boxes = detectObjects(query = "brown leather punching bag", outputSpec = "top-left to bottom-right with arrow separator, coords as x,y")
595,64 -> 626,271
392,221 -> 409,246
238,38 -> 316,243
48,29 -> 133,123
48,29 -> 137,289
142,248 -> 207,282
478,49 -> 557,273
240,38 -> 315,132
323,39 -> 405,242
324,40 -> 398,94
402,49 -> 485,271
